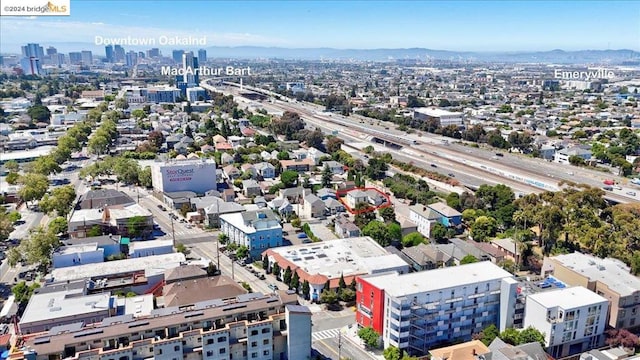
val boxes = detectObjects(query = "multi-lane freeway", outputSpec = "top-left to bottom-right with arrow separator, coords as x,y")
202,79 -> 639,204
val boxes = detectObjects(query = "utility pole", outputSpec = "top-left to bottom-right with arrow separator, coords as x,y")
338,330 -> 342,360
171,216 -> 176,247
216,236 -> 220,270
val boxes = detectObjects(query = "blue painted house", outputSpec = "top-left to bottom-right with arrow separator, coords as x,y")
220,209 -> 283,259
427,202 -> 462,227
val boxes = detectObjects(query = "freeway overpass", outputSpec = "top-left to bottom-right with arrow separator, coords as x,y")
201,79 -> 639,204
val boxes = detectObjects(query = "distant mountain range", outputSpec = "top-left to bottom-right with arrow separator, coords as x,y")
204,46 -> 640,64
2,42 -> 639,64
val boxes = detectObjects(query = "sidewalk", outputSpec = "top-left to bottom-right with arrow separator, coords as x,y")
340,324 -> 385,360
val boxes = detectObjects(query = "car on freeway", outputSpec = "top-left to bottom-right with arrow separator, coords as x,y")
448,173 -> 455,177
627,191 -> 637,196
430,164 -> 437,168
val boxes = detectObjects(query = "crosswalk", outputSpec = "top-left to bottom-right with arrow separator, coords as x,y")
312,328 -> 342,342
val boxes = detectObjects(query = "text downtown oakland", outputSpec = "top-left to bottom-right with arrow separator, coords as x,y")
161,65 -> 252,76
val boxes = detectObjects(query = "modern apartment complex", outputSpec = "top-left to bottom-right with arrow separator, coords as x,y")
524,287 -> 609,358
542,252 -> 640,331
356,262 -> 518,356
15,292 -> 310,360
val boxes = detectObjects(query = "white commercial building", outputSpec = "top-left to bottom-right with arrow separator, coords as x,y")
409,204 -> 441,238
413,107 -> 463,127
524,287 -> 608,358
52,243 -> 104,269
151,159 -> 217,194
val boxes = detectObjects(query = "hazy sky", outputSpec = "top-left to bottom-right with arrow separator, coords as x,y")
1,1 -> 639,53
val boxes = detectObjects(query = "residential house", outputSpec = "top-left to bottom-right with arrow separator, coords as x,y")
346,189 -> 369,209
317,188 -> 337,201
280,158 -> 315,172
240,163 -> 257,178
268,197 -> 294,216
223,165 -> 241,180
242,179 -> 262,197
324,198 -> 345,214
428,202 -> 463,227
321,160 -> 345,175
334,215 -> 361,238
409,204 -> 441,238
302,193 -> 326,219
279,187 -> 310,204
366,189 -> 386,206
401,243 -> 454,271
554,147 -> 592,165
203,199 -> 246,228
255,162 -> 276,179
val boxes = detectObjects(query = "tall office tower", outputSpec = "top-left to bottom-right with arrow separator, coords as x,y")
172,49 -> 184,63
81,51 -> 93,65
147,48 -> 160,58
114,45 -> 125,62
125,51 -> 138,67
56,53 -> 66,66
105,45 -> 114,62
68,52 -> 82,65
46,47 -> 57,56
137,51 -> 145,59
21,43 -> 44,59
20,57 -> 42,75
175,52 -> 199,96
198,48 -> 207,63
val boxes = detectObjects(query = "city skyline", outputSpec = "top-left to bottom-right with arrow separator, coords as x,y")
0,1 -> 639,54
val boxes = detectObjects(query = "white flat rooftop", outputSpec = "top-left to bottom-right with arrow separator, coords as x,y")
20,289 -> 112,325
414,107 -> 463,117
55,243 -> 99,255
129,239 -> 173,251
362,261 -> 513,297
527,286 -> 608,309
269,237 -> 405,280
51,253 -> 186,282
552,252 -> 640,297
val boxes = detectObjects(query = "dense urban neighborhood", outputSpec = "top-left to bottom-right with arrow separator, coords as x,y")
1,3 -> 640,360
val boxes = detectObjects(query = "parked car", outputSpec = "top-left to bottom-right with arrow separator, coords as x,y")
297,233 -> 308,239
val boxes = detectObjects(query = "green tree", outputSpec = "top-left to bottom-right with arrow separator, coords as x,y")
18,226 -> 60,267
431,223 -> 448,242
175,243 -> 188,255
27,104 -> 51,123
32,155 -> 61,175
4,160 -> 19,173
206,262 -> 218,276
321,164 -> 332,188
362,221 -> 391,246
357,326 -> 380,348
302,280 -> 310,300
354,203 -> 377,228
0,209 -> 15,241
48,216 -> 68,235
8,211 -> 21,223
280,170 -> 299,188
518,326 -> 546,347
446,192 -> 461,210
320,290 -> 338,305
460,254 -> 479,264
127,216 -> 149,238
471,216 -> 498,241
131,109 -> 146,119
379,206 -> 397,223
180,203 -> 191,217
272,262 -> 281,280
387,222 -> 402,242
338,273 -> 346,289
283,266 -> 293,286
500,328 -> 521,345
138,166 -> 152,188
479,324 -> 500,346
87,225 -> 102,237
236,245 -> 248,260
384,346 -> 402,360
262,255 -> 270,272
12,281 -> 40,304
39,185 -> 76,217
402,232 -> 424,248
290,271 -> 300,291
6,172 -> 19,185
18,173 -> 49,206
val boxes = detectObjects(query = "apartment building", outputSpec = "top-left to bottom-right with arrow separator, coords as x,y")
542,252 -> 640,331
524,287 -> 609,358
14,292 -> 310,360
356,261 -> 518,356
219,209 -> 283,259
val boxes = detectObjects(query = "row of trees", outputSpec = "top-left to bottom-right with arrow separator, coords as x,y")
475,324 -> 546,347
79,156 -> 152,188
